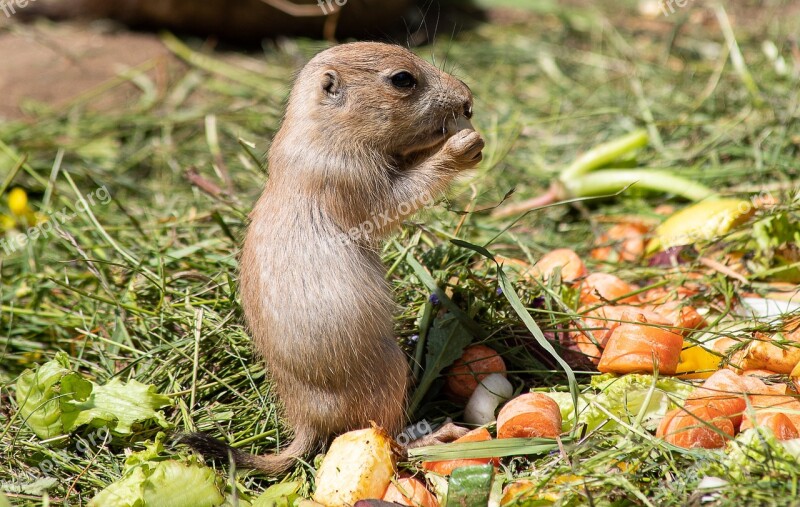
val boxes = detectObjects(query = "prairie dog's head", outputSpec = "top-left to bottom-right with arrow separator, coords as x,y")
278,42 -> 474,164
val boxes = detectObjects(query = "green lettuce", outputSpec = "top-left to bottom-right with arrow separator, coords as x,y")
544,374 -> 695,433
718,428 -> 800,481
15,352 -> 171,439
250,482 -> 302,507
89,434 -> 225,507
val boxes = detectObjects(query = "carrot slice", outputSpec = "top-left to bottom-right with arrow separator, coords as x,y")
657,405 -> 734,449
597,314 -> 683,375
446,345 -> 507,399
421,428 -> 499,476
647,301 -> 705,332
383,477 -> 440,507
530,248 -> 587,283
497,393 -> 562,439
740,411 -> 799,440
571,306 -> 668,365
591,222 -> 649,262
579,273 -> 641,305
746,394 -> 800,435
685,369 -> 775,429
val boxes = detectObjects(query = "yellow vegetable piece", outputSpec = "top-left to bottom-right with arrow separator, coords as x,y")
313,426 -> 396,507
647,198 -> 755,254
8,187 -> 29,216
675,343 -> 720,379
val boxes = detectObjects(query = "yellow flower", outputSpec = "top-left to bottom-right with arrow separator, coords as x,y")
8,187 -> 30,216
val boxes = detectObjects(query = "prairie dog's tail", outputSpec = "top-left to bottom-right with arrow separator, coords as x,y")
178,428 -> 316,475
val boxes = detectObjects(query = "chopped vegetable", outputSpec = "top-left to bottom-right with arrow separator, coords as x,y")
463,373 -> 513,426
721,320 -> 800,373
578,272 -> 641,305
647,198 -> 755,254
446,345 -> 507,399
675,344 -> 721,380
530,248 -> 586,283
444,464 -> 494,507
597,315 -> 683,375
89,434 -> 224,507
421,428 -> 498,476
583,374 -> 693,432
591,222 -> 650,262
313,427 -> 396,506
15,352 -> 171,439
656,405 -> 734,449
382,477 -> 439,507
648,301 -> 706,332
497,393 -> 562,439
250,482 -> 303,506
572,306 -> 668,364
739,412 -> 799,440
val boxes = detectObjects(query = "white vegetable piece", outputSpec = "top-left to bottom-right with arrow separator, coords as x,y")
313,427 -> 396,507
464,373 -> 514,426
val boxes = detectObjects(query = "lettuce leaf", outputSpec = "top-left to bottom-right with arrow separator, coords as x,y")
15,353 -> 171,439
544,374 -> 694,433
15,353 -> 93,438
250,482 -> 302,507
585,374 -> 695,432
89,434 -> 225,507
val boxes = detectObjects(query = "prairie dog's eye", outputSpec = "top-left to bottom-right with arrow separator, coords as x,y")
390,71 -> 416,89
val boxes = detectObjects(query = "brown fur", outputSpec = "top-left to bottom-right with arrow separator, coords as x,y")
186,42 -> 483,475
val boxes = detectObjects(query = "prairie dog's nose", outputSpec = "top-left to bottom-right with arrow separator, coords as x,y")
454,78 -> 473,118
463,99 -> 473,119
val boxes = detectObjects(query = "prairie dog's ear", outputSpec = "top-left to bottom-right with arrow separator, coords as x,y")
321,70 -> 342,101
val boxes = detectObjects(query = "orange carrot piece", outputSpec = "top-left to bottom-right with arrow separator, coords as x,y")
647,301 -> 705,332
686,369 -> 775,429
641,285 -> 700,304
446,345 -> 507,399
657,405 -> 734,449
579,273 -> 641,305
597,314 -> 683,375
530,248 -> 587,283
421,427 -> 498,476
571,306 -> 668,365
591,222 -> 649,262
383,477 -> 440,507
740,411 -> 799,440
746,394 -> 800,435
497,393 -> 562,439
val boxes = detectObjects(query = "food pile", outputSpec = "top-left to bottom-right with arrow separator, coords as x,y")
297,197 -> 800,506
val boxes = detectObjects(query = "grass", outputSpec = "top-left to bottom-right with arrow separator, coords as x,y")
1,0 -> 799,505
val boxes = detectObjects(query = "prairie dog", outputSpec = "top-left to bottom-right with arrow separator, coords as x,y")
183,42 -> 483,474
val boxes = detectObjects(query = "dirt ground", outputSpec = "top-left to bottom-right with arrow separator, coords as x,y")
1,1 -> 797,120
0,21 -> 177,120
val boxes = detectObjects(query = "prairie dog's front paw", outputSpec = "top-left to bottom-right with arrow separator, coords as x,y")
444,129 -> 484,169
